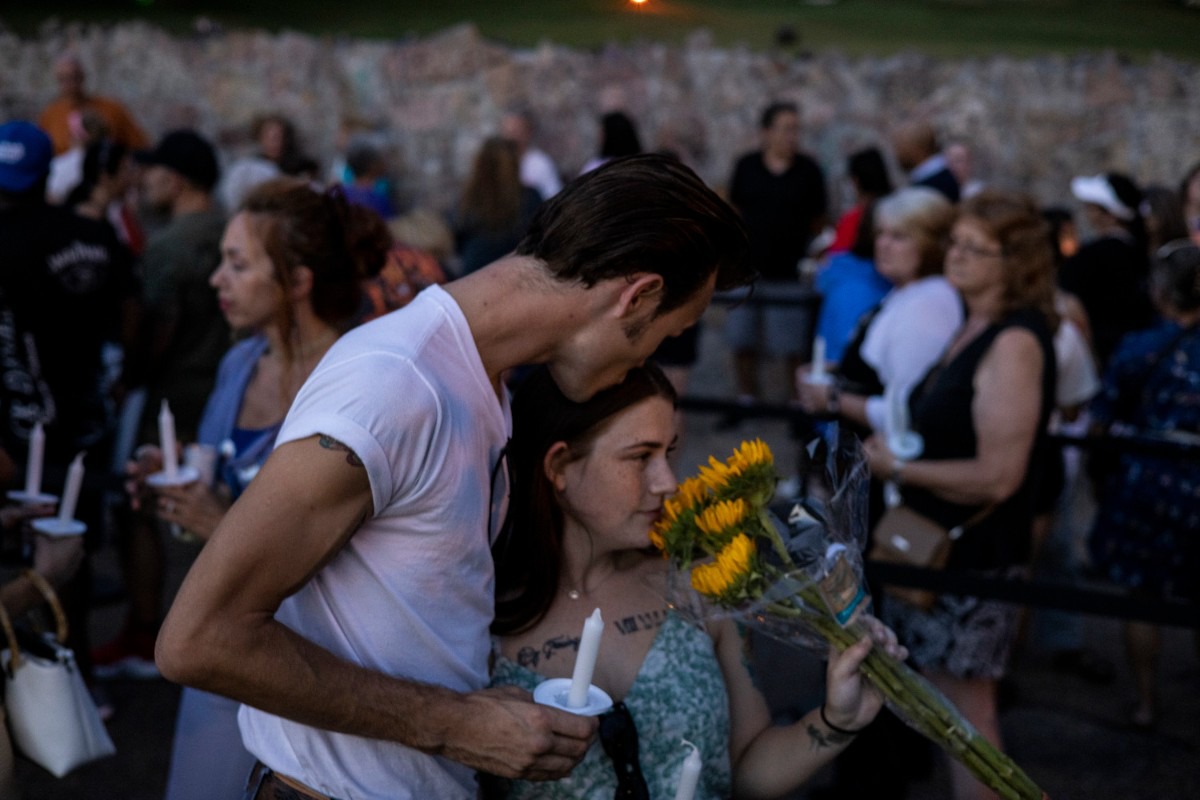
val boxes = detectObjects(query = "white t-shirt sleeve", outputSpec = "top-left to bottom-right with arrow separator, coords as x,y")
1054,319 -> 1101,408
276,352 -> 440,516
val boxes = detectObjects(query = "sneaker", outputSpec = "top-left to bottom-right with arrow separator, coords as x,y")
91,627 -> 161,680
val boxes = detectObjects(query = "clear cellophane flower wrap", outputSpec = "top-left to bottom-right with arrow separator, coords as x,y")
653,433 -> 1049,800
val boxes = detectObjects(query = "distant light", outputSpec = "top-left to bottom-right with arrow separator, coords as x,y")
630,0 -> 648,5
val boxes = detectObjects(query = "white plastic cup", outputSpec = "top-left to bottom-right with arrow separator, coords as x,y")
183,443 -> 218,486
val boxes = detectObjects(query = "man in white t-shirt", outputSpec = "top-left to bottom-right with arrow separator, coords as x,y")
156,154 -> 752,800
501,108 -> 562,201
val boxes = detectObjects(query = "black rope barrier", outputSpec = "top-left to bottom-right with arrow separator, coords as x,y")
864,562 -> 1199,629
711,289 -> 823,309
680,394 -> 1200,459
678,394 -> 1200,629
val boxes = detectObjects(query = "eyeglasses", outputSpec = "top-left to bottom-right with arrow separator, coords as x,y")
598,701 -> 650,800
947,236 -> 1003,260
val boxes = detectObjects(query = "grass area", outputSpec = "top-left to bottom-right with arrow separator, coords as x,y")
3,0 -> 1199,60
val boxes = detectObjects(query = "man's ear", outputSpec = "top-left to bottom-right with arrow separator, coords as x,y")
543,441 -> 572,492
614,273 -> 665,321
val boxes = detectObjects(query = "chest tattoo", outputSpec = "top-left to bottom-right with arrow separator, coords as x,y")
516,634 -> 579,670
613,609 -> 667,635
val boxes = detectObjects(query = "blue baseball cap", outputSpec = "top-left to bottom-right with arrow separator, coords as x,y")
0,121 -> 53,192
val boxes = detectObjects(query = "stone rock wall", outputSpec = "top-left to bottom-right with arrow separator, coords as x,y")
3,22 -> 1198,214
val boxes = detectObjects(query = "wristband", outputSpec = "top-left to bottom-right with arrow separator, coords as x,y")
891,458 -> 906,485
820,703 -> 865,736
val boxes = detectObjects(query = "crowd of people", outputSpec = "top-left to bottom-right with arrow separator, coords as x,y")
0,48 -> 1195,800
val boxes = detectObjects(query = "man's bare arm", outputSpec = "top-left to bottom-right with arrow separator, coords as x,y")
156,434 -> 595,779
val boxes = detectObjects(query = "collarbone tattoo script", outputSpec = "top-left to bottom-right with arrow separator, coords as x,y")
516,610 -> 668,670
613,609 -> 667,635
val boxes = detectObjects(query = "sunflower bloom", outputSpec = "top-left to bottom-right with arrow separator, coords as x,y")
697,453 -> 739,495
729,439 -> 773,472
694,498 -> 749,546
675,476 -> 709,511
690,533 -> 757,602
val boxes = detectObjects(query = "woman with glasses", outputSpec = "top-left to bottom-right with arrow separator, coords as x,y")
863,191 -> 1057,800
122,178 -> 390,800
1088,239 -> 1200,729
487,363 -> 905,800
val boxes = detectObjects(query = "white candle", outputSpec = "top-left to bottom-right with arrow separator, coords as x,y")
23,421 -> 44,496
886,383 -> 909,438
567,608 -> 604,708
673,740 -> 702,800
811,336 -> 827,383
159,400 -> 178,479
58,451 -> 85,521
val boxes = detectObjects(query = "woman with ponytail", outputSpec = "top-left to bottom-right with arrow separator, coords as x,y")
125,177 -> 390,800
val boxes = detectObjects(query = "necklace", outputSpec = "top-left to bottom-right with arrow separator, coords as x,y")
563,563 -> 618,601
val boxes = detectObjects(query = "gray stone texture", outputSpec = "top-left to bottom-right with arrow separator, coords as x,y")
3,22 -> 1199,212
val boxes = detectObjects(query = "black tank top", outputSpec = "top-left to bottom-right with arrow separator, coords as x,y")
902,308 -> 1056,570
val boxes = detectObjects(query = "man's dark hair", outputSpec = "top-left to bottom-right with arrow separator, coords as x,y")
515,153 -> 752,314
345,138 -> 384,180
760,101 -> 798,131
848,147 -> 893,199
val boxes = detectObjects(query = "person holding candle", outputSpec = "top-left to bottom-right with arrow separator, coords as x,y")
487,363 -> 906,800
0,439 -> 85,798
797,186 -> 960,443
107,177 -> 393,800
862,190 -> 1057,800
156,155 -> 755,800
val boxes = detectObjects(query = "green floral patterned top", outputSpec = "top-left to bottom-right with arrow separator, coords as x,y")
488,613 -> 732,799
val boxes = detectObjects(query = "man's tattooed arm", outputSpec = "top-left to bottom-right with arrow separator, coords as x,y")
318,435 -> 364,467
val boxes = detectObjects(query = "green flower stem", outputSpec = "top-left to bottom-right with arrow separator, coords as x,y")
755,509 -> 794,567
767,594 -> 1036,798
756,535 -> 1045,800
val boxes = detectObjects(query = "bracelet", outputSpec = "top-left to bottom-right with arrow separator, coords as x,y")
891,458 -> 906,485
820,703 -> 865,736
826,382 -> 841,416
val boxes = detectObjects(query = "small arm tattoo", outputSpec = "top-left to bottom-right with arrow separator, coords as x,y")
318,435 -> 363,467
806,721 -> 854,749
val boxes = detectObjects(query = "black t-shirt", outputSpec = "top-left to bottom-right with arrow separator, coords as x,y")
1058,235 -> 1156,369
729,151 -> 828,282
0,203 -> 139,460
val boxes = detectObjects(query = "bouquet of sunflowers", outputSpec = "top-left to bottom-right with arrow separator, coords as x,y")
651,436 -> 1048,800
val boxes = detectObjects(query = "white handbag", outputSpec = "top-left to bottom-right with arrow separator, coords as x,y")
1,569 -> 116,777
